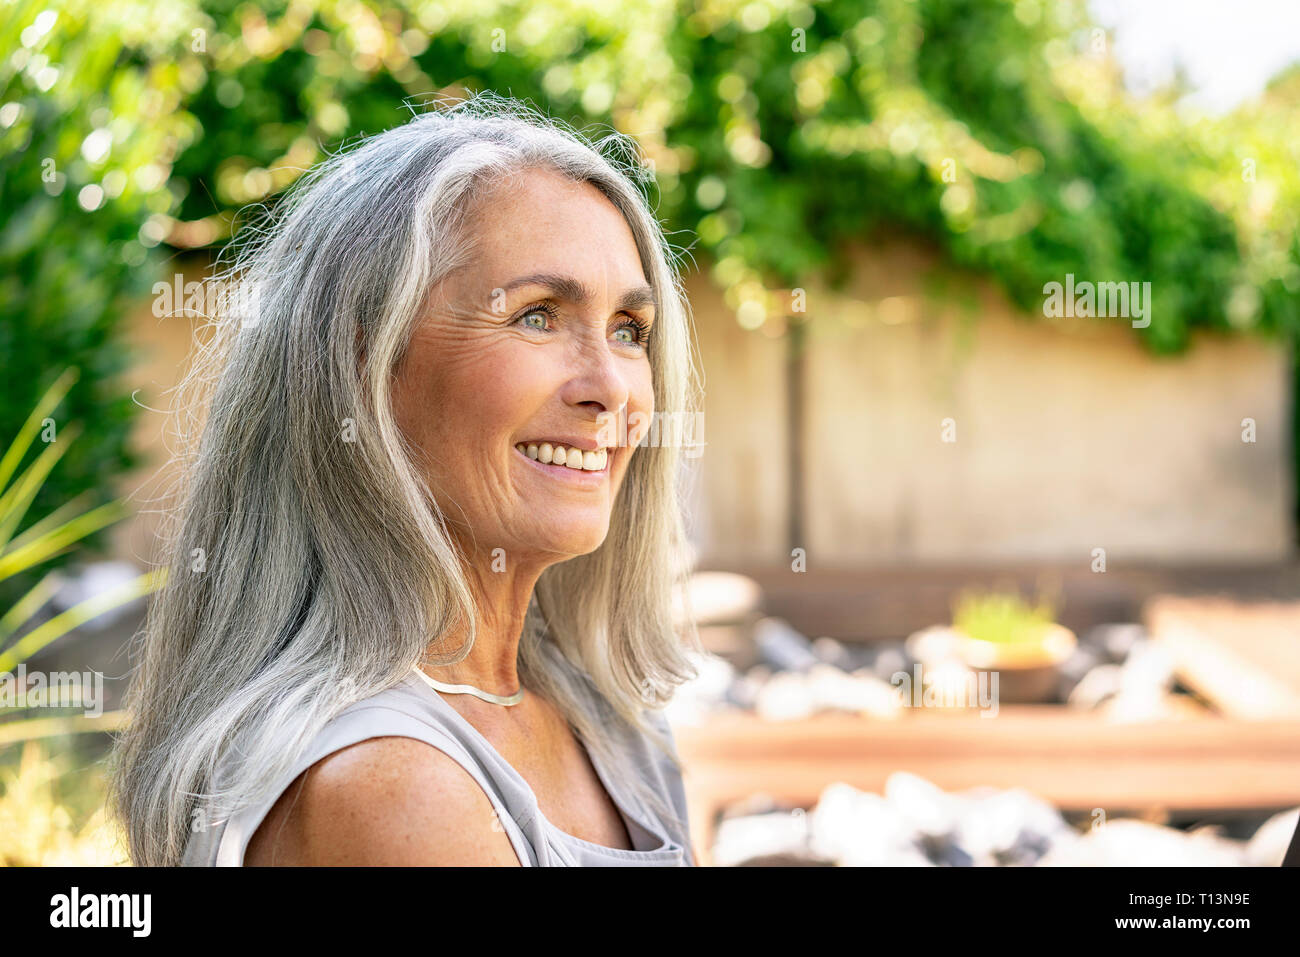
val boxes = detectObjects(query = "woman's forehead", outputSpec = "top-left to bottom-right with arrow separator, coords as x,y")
468,171 -> 636,244
453,181 -> 650,291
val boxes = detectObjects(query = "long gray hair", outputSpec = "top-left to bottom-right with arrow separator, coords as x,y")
109,91 -> 705,866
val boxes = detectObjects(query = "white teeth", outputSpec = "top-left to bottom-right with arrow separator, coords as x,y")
515,441 -> 609,471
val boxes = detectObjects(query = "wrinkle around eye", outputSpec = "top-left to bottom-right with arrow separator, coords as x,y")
508,304 -> 652,352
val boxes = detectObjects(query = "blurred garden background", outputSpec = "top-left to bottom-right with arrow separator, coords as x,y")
2,0 -> 1299,865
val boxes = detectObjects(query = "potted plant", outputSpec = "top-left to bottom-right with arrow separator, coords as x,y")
949,587 -> 1076,704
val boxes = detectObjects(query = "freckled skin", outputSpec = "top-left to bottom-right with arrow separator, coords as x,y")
246,167 -> 659,864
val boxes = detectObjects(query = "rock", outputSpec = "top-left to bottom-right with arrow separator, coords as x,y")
724,669 -> 764,710
685,651 -> 737,699
869,644 -> 910,683
754,670 -> 816,721
1245,807 -> 1300,866
711,809 -> 812,867
811,635 -> 855,670
735,850 -> 835,866
660,651 -> 737,726
809,636 -> 879,674
1096,640 -> 1178,722
904,625 -> 964,667
1055,645 -> 1103,700
914,659 -> 992,711
671,571 -> 762,628
752,617 -> 820,672
1067,663 -> 1123,710
885,771 -> 961,839
1086,623 -> 1147,664
739,661 -> 906,719
852,670 -> 908,718
745,664 -> 773,684
713,763 -> 1268,868
808,782 -> 933,866
807,663 -> 904,718
1118,639 -> 1175,694
1098,693 -> 1170,722
921,835 -> 975,867
1037,819 -> 1246,866
953,786 -> 1072,867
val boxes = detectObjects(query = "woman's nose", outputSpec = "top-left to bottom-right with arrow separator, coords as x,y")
559,331 -> 632,416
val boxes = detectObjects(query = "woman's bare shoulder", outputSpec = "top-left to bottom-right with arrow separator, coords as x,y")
245,735 -> 522,866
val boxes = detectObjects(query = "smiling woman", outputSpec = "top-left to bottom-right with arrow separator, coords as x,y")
107,92 -> 706,867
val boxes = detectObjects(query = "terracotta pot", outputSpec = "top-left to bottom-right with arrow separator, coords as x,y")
952,623 -> 1077,704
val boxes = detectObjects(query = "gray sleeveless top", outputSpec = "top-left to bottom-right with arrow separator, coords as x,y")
181,643 -> 695,866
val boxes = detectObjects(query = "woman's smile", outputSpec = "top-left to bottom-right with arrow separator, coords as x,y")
513,439 -> 617,489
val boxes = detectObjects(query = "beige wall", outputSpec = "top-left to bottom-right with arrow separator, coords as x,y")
689,239 -> 1293,566
680,271 -> 790,565
109,259 -> 210,569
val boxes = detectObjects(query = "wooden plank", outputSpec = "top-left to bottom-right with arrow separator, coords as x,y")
673,707 -> 1300,865
1146,596 -> 1300,719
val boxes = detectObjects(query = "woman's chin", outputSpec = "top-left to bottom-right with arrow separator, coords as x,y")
522,520 -> 611,559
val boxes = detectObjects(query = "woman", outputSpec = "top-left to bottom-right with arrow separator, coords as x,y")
109,92 -> 706,866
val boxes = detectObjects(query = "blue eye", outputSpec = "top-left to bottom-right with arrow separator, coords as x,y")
615,316 -> 651,347
516,304 -> 557,331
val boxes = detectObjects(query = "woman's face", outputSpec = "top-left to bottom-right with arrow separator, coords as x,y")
392,167 -> 656,567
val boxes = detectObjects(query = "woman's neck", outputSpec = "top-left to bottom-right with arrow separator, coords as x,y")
419,552 -> 549,695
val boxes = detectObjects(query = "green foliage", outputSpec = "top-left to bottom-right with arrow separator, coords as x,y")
0,0 -> 195,599
0,371 -> 164,744
952,587 -> 1057,645
23,0 -> 1286,353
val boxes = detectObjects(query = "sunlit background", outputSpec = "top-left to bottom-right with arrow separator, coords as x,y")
2,0 -> 1299,866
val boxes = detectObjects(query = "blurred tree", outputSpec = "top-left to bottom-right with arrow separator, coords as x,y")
0,0 -> 201,605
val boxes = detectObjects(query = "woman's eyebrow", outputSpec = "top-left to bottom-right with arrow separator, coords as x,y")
503,272 -> 657,315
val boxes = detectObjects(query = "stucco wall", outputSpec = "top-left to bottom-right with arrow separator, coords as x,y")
687,240 -> 1293,566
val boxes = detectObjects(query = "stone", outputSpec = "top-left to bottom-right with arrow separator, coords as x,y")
752,617 -> 820,672
807,663 -> 903,717
1037,819 -> 1246,866
711,809 -> 813,867
754,670 -> 816,721
809,782 -> 934,867
1244,807 -> 1300,867
1067,663 -> 1123,710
